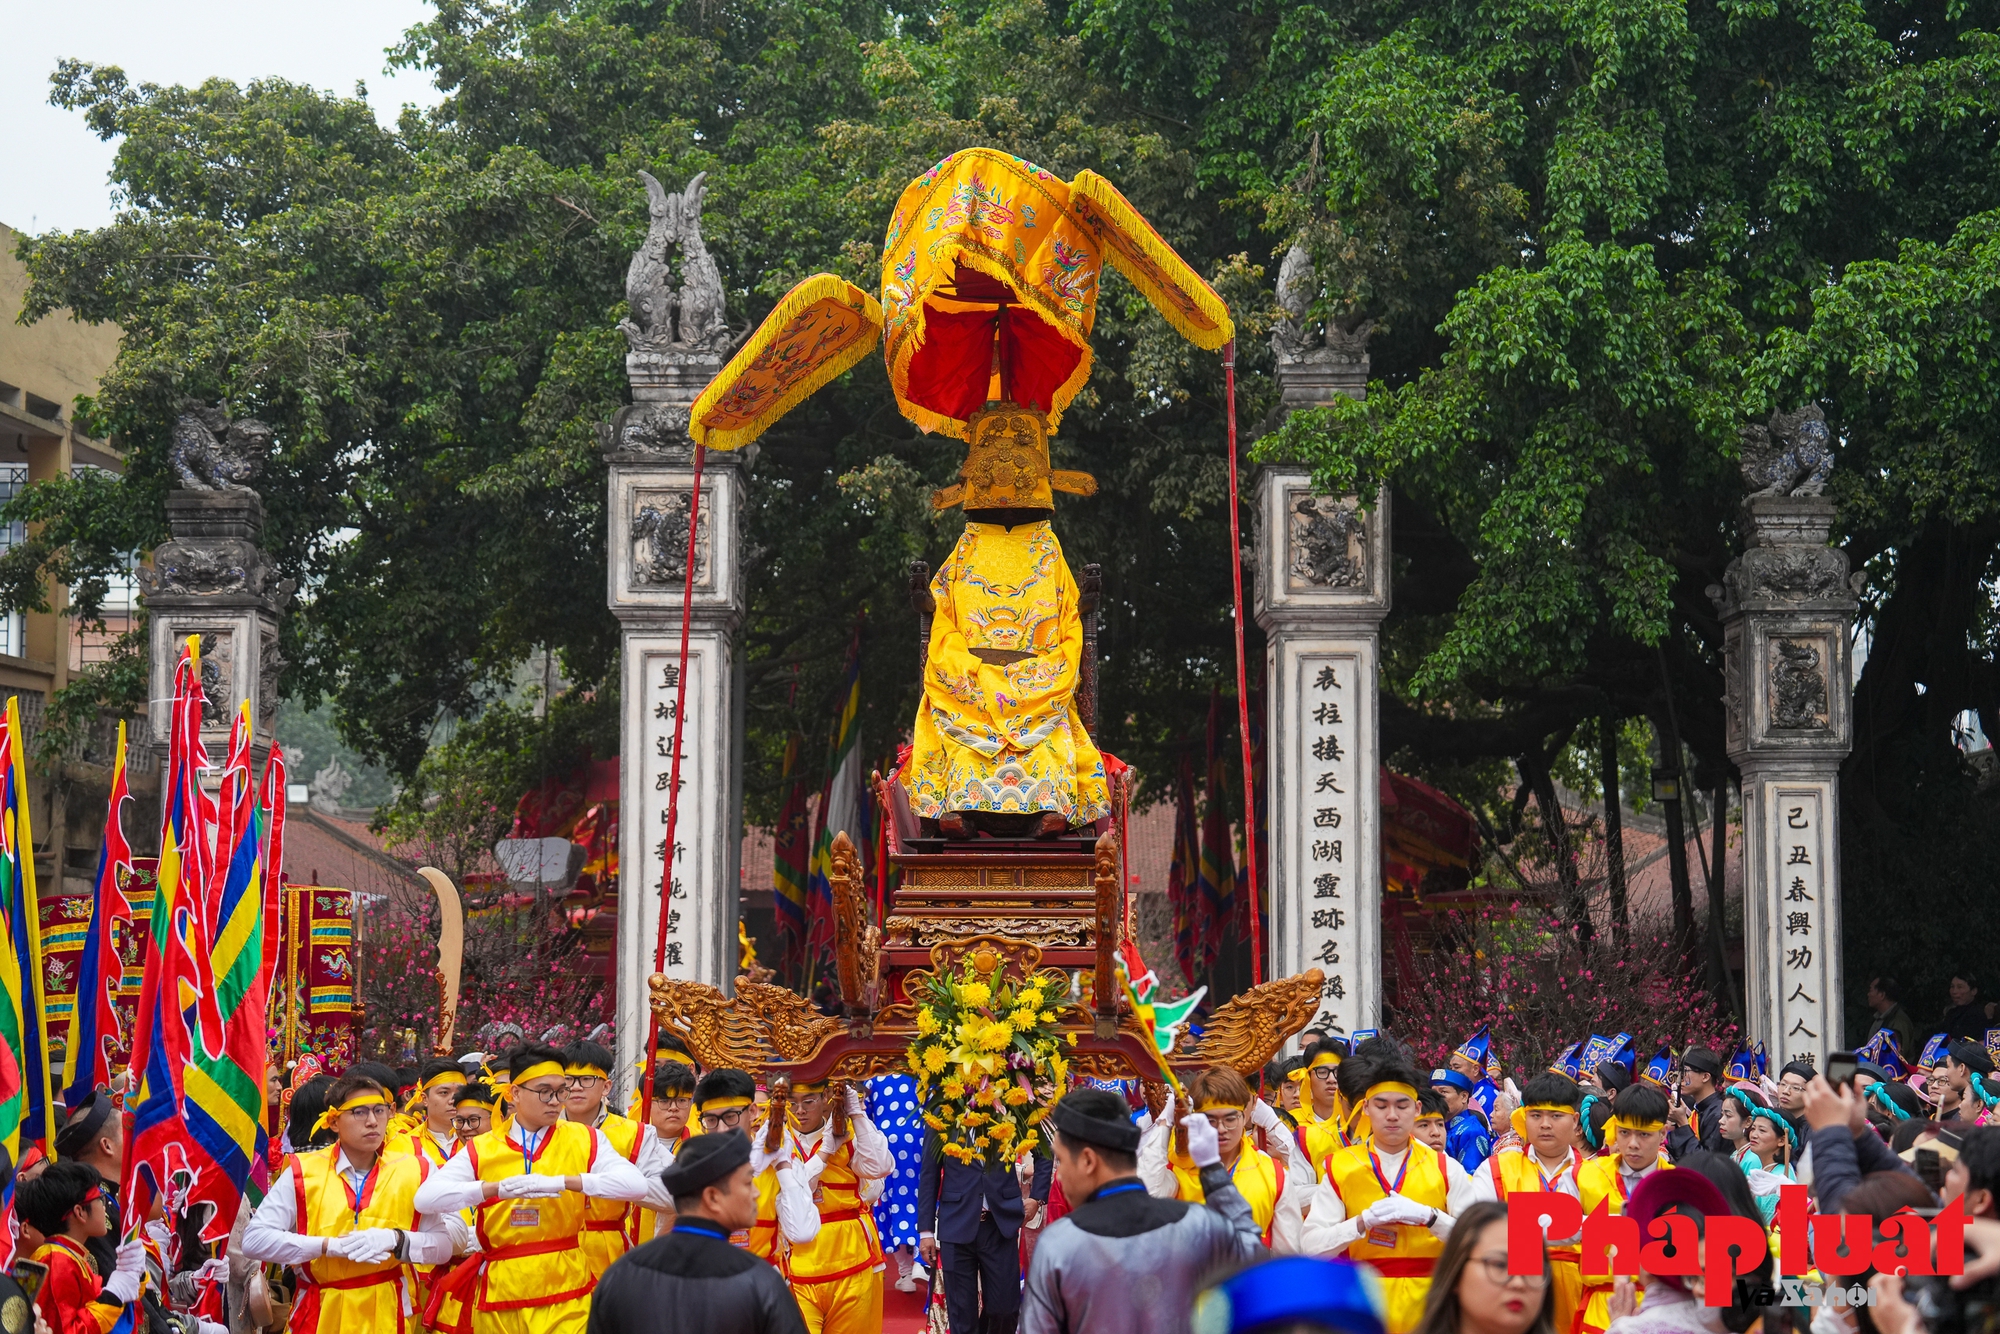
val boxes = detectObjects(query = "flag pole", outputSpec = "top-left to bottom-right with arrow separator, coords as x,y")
1222,340 -> 1264,987
638,442 -> 705,1132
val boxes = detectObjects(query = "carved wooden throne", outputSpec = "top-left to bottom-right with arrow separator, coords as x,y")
649,560 -> 1321,1086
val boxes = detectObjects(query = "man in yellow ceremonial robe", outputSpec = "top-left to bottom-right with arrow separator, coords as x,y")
1468,1071 -> 1589,1334
1302,1050 -> 1479,1334
411,1042 -> 652,1334
1574,1082 -> 1671,1334
394,1059 -> 472,1168
241,1072 -> 459,1334
777,1081 -> 894,1333
559,1040 -> 675,1279
1291,1038 -> 1352,1178
1139,1067 -> 1310,1250
691,1069 -> 820,1261
906,403 -> 1111,839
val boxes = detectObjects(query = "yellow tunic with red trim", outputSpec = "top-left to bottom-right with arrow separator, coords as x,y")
1296,1102 -> 1351,1181
291,1145 -> 431,1334
1487,1148 -> 1585,1334
580,1113 -> 643,1277
746,1160 -> 785,1260
395,1125 -> 457,1170
1575,1154 -> 1667,1334
462,1121 -> 598,1313
1171,1143 -> 1281,1245
785,1130 -> 886,1334
1321,1141 -> 1450,1334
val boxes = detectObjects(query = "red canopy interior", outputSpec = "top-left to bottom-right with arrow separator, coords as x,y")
901,262 -> 1084,422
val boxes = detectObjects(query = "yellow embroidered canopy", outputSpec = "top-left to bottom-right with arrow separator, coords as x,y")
688,147 -> 1234,451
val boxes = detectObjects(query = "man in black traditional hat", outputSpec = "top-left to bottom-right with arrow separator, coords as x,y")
587,1131 -> 806,1334
1020,1087 -> 1263,1334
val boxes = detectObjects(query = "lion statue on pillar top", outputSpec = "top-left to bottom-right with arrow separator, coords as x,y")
686,147 -> 1233,837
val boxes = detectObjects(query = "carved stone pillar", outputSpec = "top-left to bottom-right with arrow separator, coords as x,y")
602,172 -> 747,1083
139,482 -> 294,770
1712,493 -> 1857,1069
1251,246 -> 1386,1037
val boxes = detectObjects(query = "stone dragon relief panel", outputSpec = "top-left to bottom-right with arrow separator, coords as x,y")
1286,493 -> 1367,590
1768,635 -> 1832,731
629,489 -> 713,590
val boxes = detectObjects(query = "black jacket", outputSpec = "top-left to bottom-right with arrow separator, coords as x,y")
588,1220 -> 807,1334
1667,1090 -> 1726,1162
917,1130 -> 1052,1244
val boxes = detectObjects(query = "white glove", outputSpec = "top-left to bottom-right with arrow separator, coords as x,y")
1251,1099 -> 1281,1132
799,1153 -> 829,1186
1361,1194 -> 1435,1228
749,1140 -> 791,1175
330,1228 -> 399,1264
102,1240 -> 145,1303
844,1086 -> 865,1117
198,1322 -> 229,1334
115,1238 -> 146,1275
1184,1112 -> 1222,1169
195,1257 -> 230,1282
143,1220 -> 172,1247
1156,1098 -> 1177,1128
497,1174 -> 565,1200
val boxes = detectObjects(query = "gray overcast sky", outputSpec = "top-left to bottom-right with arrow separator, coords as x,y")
4,0 -> 445,236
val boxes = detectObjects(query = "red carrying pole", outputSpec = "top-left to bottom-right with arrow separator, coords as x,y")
1222,340 -> 1264,986
638,442 -> 706,1131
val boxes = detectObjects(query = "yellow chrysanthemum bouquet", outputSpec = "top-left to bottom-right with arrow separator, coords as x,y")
906,958 -> 1075,1168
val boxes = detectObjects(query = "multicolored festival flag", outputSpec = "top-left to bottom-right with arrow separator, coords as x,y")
207,702 -> 284,1200
123,638 -> 242,1243
0,694 -> 55,1163
59,720 -> 134,1112
806,640 -> 865,976
771,732 -> 813,985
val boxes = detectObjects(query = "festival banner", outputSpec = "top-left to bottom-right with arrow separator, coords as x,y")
58,720 -> 134,1111
0,695 -> 55,1162
771,732 -> 813,985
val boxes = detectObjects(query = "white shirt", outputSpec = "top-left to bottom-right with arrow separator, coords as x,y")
410,1120 -> 652,1217
1299,1142 -> 1480,1256
788,1116 -> 893,1244
1134,1119 -> 1313,1253
587,1108 -> 678,1213
241,1149 -> 457,1268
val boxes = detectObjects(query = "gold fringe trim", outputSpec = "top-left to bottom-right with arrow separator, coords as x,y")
689,273 -> 883,451
1068,170 -> 1235,351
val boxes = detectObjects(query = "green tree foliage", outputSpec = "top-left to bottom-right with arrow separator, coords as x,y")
1258,0 -> 2000,1028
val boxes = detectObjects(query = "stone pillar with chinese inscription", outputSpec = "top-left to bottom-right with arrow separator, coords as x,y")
139,405 -> 294,771
1250,245 -> 1387,1037
600,171 -> 746,1082
1711,406 -> 1855,1069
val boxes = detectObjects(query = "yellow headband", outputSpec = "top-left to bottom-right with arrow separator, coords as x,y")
1510,1102 -> 1580,1140
1365,1082 -> 1421,1103
1416,1110 -> 1445,1122
1308,1052 -> 1342,1072
1195,1098 -> 1250,1113
697,1095 -> 754,1114
421,1072 -> 468,1094
1611,1117 -> 1667,1133
565,1063 -> 610,1080
512,1060 -> 563,1086
657,1051 -> 696,1067
455,1094 -> 497,1112
1286,1067 -> 1310,1084
314,1092 -> 390,1134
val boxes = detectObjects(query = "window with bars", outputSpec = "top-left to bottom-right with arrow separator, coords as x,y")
69,465 -> 139,670
0,464 -> 25,658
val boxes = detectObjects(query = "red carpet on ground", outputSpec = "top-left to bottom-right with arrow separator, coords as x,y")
883,1279 -> 934,1333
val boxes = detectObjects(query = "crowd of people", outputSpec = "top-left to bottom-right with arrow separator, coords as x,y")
12,1014 -> 2000,1334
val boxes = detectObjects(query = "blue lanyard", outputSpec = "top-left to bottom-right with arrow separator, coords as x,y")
1094,1180 -> 1148,1201
674,1218 -> 731,1240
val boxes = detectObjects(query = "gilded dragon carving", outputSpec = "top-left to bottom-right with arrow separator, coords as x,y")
648,973 -> 846,1070
1177,969 -> 1326,1075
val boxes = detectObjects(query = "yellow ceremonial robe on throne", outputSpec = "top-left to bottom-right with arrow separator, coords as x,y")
907,521 -> 1110,822
1487,1148 -> 1586,1334
785,1132 -> 886,1334
1322,1142 -> 1450,1334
